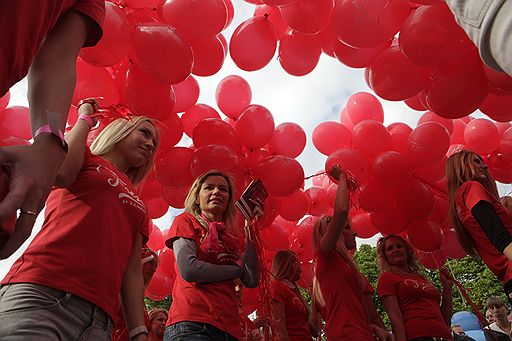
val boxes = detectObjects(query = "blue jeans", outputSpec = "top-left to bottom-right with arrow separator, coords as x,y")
164,321 -> 238,341
0,283 -> 113,340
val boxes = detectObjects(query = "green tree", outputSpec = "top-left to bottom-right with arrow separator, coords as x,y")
145,295 -> 172,311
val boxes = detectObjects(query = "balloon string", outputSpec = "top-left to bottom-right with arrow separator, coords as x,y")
304,171 -> 326,180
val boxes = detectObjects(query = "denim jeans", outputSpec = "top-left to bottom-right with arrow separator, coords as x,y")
0,283 -> 114,340
164,321 -> 238,341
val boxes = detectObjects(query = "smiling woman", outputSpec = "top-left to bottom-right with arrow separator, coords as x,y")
162,170 -> 261,341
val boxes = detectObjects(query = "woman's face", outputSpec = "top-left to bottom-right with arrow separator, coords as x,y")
470,154 -> 489,180
115,121 -> 157,168
383,237 -> 408,267
197,175 -> 230,217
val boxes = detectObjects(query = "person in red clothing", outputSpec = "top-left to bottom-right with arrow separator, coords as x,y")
163,170 -> 261,341
270,249 -> 317,341
446,150 -> 512,302
149,309 -> 168,341
0,0 -> 105,259
0,99 -> 159,341
311,165 -> 390,341
377,234 -> 453,341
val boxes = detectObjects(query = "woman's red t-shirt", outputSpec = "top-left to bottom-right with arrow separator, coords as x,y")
165,212 -> 243,340
456,180 -> 512,282
378,271 -> 451,340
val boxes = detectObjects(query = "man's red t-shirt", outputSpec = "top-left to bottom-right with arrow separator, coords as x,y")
315,249 -> 374,341
270,279 -> 311,341
378,271 -> 451,340
165,212 -> 243,340
456,180 -> 512,283
0,0 -> 105,96
1,150 -> 149,320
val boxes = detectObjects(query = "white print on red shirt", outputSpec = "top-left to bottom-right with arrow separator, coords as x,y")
96,165 -> 147,213
403,279 -> 437,293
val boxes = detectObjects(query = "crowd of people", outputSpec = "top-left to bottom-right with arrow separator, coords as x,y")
2,0 -> 512,340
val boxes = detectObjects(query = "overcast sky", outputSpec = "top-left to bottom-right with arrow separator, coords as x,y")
1,1 -> 508,277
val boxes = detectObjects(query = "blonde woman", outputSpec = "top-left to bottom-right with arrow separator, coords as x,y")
164,170 -> 260,341
377,235 -> 452,341
0,99 -> 159,341
446,150 -> 512,301
312,165 -> 390,341
270,249 -> 317,341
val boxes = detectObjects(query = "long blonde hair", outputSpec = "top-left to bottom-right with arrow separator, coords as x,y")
183,170 -> 238,233
376,235 -> 421,274
312,215 -> 364,307
272,250 -> 300,282
90,116 -> 160,186
446,150 -> 499,256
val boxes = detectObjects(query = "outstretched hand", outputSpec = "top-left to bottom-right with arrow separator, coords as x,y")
328,164 -> 346,181
0,138 -> 66,259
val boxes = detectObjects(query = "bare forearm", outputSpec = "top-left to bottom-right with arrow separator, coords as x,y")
121,235 -> 145,332
241,237 -> 259,288
440,286 -> 453,326
55,121 -> 90,187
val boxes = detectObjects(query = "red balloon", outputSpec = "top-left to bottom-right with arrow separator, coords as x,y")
428,195 -> 449,225
305,187 -> 329,216
157,248 -> 177,279
140,177 -> 163,202
253,155 -> 304,196
351,211 -> 378,239
333,38 -> 390,69
191,34 -> 226,77
216,75 -> 252,119
413,156 -> 446,185
190,145 -> 246,188
369,204 -> 408,235
132,23 -> 193,84
268,123 -> 306,158
262,0 -> 297,6
326,183 -> 337,208
325,149 -> 371,183
280,0 -> 334,34
339,108 -> 354,130
359,177 -> 395,212
73,58 -> 120,107
404,93 -> 428,112
125,64 -> 175,121
406,220 -> 443,252
399,3 -> 474,67
161,0 -> 228,43
451,119 -> 467,144
172,75 -> 200,114
368,42 -> 431,101
181,104 -> 221,137
480,91 -> 512,122
426,54 -> 490,119
245,148 -> 272,170
443,229 -> 466,259
260,222 -> 289,251
154,147 -> 194,187
407,122 -> 450,167
125,0 -> 165,8
0,106 -> 31,140
372,151 -> 412,188
0,92 -> 10,112
254,5 -> 289,37
484,65 -> 512,94
293,216 -> 316,249
417,249 -> 446,270
163,184 -> 190,209
147,227 -> 165,252
146,271 -> 173,300
235,105 -> 275,149
127,7 -> 161,25
277,190 -> 310,221
396,177 -> 434,221
332,0 -> 411,48
224,0 -> 235,29
312,122 -> 352,156
346,92 -> 384,125
278,30 -> 321,76
352,120 -> 391,161
241,287 -> 261,315
464,118 -> 500,154
192,118 -> 242,154
417,111 -> 454,135
159,113 -> 184,148
79,2 -> 132,66
147,197 -> 169,219
230,16 -> 278,71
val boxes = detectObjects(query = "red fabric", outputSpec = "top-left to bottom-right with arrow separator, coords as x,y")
456,180 -> 512,282
377,271 -> 451,340
1,150 -> 149,320
0,0 -> 105,96
270,280 -> 311,341
315,249 -> 374,341
362,274 -> 374,296
165,212 -> 243,340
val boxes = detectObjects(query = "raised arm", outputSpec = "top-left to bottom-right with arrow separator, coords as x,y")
320,165 -> 349,253
439,269 -> 453,326
55,100 -> 98,187
173,237 -> 243,283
